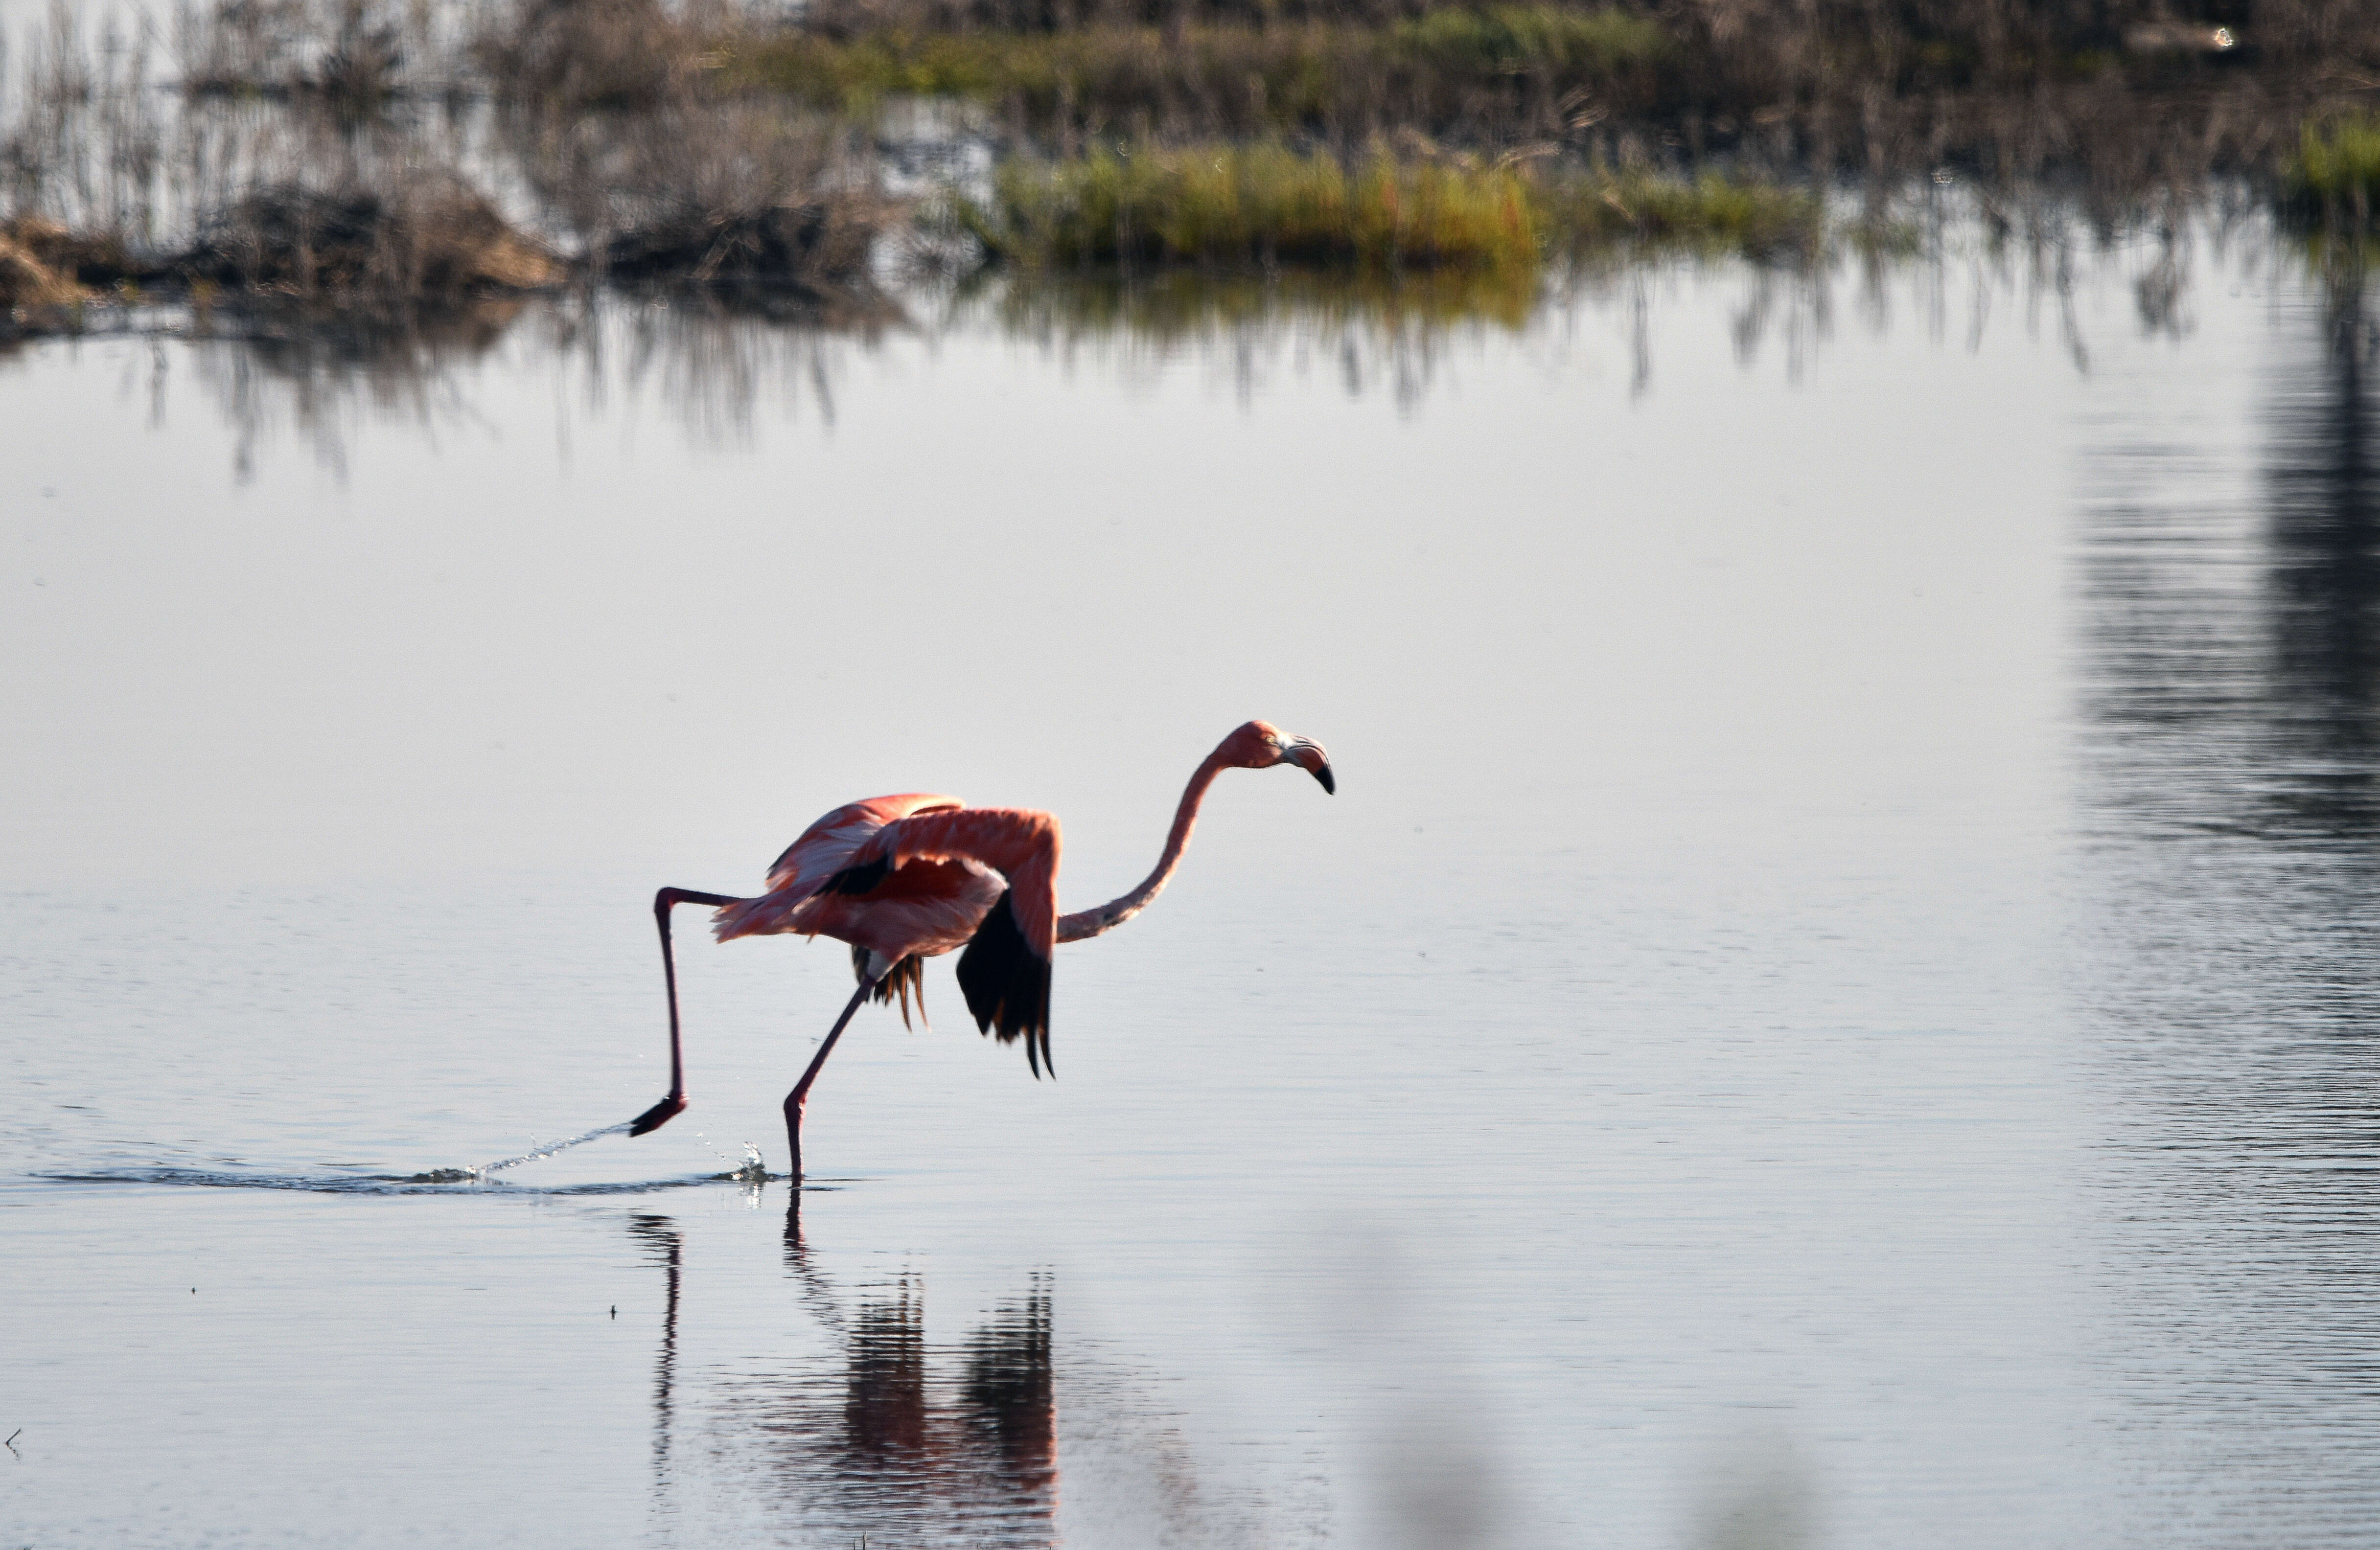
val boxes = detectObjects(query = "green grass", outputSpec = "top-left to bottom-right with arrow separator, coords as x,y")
963,144 -> 1821,272
2282,115 -> 2380,228
965,144 -> 1541,270
725,9 -> 1677,131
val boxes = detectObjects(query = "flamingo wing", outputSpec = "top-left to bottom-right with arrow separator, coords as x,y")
764,793 -> 965,896
822,807 -> 1062,1076
713,793 -> 967,947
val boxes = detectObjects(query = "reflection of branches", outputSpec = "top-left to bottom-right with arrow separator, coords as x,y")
601,291 -> 892,443
2267,249 -> 2380,849
27,201 -> 2306,474
186,302 -> 515,480
2065,249 -> 2380,1457
951,267 -> 1533,413
2133,210 -> 2195,343
2072,233 -> 2380,857
1728,261 -> 1832,381
158,292 -> 890,476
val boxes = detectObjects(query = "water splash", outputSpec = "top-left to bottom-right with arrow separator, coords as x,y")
36,1118 -> 773,1197
472,1120 -> 635,1178
39,1165 -> 734,1196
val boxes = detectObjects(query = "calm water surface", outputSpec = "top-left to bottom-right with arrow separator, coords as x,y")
5,235 -> 2377,1548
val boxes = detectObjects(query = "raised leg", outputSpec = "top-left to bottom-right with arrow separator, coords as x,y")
785,975 -> 879,1183
631,888 -> 743,1137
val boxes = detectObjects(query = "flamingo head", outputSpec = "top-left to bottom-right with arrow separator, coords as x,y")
1224,720 -> 1336,795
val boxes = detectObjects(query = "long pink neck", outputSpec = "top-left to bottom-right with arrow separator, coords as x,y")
1056,752 -> 1226,944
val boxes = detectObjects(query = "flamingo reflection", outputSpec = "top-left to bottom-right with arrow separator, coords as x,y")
627,1214 -> 684,1504
629,1204 -> 1058,1546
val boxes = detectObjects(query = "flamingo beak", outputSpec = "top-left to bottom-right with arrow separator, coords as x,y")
1285,739 -> 1335,794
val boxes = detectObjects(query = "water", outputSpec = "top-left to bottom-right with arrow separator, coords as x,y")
5,232 -> 2378,1547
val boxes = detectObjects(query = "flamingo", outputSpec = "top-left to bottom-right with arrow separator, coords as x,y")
629,720 -> 1335,1179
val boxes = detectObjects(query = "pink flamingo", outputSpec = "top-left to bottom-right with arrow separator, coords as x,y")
629,720 -> 1335,1179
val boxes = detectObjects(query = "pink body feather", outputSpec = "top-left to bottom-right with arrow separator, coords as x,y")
710,793 -> 1009,964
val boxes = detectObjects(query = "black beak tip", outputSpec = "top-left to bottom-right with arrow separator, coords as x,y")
1313,763 -> 1336,795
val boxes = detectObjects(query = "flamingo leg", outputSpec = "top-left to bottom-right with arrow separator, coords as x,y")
785,975 -> 879,1184
632,888 -> 742,1137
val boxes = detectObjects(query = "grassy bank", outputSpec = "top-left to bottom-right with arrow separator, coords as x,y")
1,0 -> 2350,338
730,8 -> 1675,135
967,145 -> 1538,268
695,0 -> 2377,208
963,144 -> 1821,271
0,187 -> 567,333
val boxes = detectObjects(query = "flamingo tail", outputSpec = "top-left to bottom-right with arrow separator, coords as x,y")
853,945 -> 928,1031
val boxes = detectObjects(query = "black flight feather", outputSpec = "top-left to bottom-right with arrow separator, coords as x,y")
819,854 -> 892,897
957,888 -> 1053,1078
